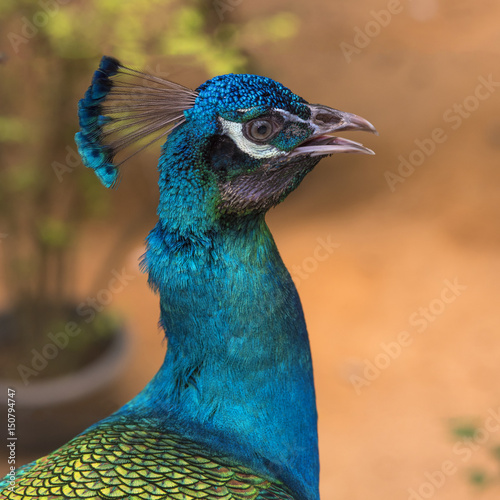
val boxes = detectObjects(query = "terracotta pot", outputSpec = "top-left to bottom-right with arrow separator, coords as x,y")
0,327 -> 129,455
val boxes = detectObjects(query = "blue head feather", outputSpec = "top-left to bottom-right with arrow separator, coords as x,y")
75,56 -> 197,188
192,73 -> 310,121
75,56 -> 121,187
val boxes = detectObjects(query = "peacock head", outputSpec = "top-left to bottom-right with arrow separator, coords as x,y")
76,57 -> 377,218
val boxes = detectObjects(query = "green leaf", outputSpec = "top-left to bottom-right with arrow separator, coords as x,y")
468,468 -> 489,487
261,12 -> 300,41
0,117 -> 27,143
449,418 -> 479,439
3,164 -> 41,193
0,0 -> 16,16
37,218 -> 73,248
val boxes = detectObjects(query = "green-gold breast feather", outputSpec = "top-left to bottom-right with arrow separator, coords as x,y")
3,420 -> 294,500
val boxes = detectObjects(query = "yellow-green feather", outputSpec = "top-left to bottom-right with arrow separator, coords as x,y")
2,421 -> 295,500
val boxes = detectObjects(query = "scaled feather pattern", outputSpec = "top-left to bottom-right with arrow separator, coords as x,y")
4,420 -> 295,500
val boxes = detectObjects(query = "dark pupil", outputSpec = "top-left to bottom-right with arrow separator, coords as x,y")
256,124 -> 268,136
250,120 -> 272,140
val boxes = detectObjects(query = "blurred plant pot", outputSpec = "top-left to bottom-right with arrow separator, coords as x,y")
0,310 -> 129,455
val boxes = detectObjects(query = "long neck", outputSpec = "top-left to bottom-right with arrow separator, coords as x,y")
122,134 -> 319,500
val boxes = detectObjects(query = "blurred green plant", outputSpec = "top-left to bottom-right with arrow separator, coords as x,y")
0,0 -> 299,379
449,418 -> 500,490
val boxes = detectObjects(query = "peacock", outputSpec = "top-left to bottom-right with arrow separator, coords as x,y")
1,56 -> 376,500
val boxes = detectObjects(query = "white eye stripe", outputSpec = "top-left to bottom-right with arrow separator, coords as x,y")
219,117 -> 286,159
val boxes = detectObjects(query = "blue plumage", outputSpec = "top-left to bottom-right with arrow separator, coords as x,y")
75,56 -> 121,187
1,56 -> 376,500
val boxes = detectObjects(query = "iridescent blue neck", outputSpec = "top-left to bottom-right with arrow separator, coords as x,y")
119,127 -> 319,500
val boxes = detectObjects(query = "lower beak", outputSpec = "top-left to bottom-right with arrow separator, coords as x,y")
292,104 -> 377,157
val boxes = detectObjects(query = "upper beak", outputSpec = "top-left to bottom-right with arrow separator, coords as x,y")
292,104 -> 378,157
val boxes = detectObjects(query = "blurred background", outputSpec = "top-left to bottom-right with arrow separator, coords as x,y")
1,0 -> 500,499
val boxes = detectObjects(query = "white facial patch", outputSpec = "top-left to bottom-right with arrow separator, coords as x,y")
219,117 -> 286,159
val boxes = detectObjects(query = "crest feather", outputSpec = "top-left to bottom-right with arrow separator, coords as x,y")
75,56 -> 198,187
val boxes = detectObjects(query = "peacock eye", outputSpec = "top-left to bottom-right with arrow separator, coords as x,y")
244,118 -> 280,143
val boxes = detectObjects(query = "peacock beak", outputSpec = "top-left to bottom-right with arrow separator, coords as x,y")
291,104 -> 378,157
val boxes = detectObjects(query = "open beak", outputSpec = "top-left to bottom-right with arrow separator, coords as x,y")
292,104 -> 378,157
